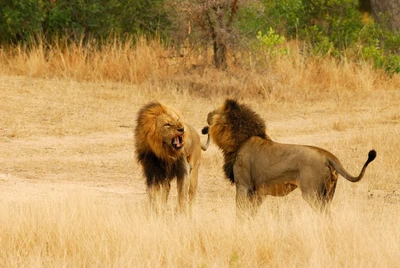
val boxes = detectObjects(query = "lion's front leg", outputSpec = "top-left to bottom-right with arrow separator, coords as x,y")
147,180 -> 171,213
161,180 -> 171,205
188,162 -> 200,213
176,177 -> 190,214
235,184 -> 254,219
176,163 -> 191,214
147,182 -> 161,213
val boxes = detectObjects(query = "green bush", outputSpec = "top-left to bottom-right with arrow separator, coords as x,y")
0,0 -> 169,45
358,17 -> 400,75
237,0 -> 363,54
235,0 -> 399,74
0,0 -> 45,44
255,28 -> 288,58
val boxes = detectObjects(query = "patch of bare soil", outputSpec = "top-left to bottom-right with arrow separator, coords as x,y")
0,131 -> 147,203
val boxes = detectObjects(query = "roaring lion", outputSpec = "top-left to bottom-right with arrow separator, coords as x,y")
203,99 -> 376,216
135,101 -> 209,214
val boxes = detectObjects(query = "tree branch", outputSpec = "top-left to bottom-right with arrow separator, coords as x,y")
227,0 -> 238,27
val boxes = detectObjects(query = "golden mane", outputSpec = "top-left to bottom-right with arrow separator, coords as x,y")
135,101 -> 183,161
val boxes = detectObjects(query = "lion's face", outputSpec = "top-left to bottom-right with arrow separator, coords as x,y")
135,101 -> 187,161
156,111 -> 185,152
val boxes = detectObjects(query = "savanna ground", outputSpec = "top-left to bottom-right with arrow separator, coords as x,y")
1,40 -> 400,267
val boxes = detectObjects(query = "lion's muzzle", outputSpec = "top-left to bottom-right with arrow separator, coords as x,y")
172,128 -> 184,150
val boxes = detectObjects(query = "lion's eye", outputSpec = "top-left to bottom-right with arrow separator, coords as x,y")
164,123 -> 171,127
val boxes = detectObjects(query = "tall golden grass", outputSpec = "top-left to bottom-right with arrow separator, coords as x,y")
1,37 -> 399,97
0,38 -> 399,267
0,195 -> 398,267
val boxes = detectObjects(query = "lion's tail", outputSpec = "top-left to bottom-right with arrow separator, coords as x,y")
201,126 -> 210,151
329,150 -> 376,182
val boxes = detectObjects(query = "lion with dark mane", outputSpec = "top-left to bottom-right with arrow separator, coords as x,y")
203,99 -> 376,216
135,101 -> 209,213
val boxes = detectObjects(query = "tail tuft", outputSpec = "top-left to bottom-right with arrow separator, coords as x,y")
366,150 -> 376,165
202,126 -> 209,135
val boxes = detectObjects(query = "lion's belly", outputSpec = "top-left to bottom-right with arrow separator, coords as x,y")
257,182 -> 298,197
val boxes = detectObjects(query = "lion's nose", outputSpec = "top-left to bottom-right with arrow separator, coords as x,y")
177,127 -> 185,133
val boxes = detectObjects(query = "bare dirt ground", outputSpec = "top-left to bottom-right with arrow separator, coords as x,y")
1,74 -> 400,211
0,132 -> 141,202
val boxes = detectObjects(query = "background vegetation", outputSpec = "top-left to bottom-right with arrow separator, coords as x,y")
1,0 -> 399,74
0,0 -> 168,43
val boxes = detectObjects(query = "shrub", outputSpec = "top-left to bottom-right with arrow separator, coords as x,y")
0,0 -> 169,45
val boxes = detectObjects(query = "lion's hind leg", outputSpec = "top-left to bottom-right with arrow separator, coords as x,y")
323,167 -> 338,205
316,168 -> 338,213
300,168 -> 338,214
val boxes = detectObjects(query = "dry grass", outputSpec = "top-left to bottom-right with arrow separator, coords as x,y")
0,196 -> 399,267
0,39 -> 400,267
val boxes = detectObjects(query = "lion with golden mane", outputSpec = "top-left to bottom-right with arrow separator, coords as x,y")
135,101 -> 209,213
203,99 -> 376,216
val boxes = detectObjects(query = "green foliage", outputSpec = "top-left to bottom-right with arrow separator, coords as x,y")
301,0 -> 364,50
238,0 -> 364,54
0,0 -> 45,44
357,17 -> 400,75
235,0 -> 400,74
255,28 -> 288,57
0,0 -> 170,45
257,28 -> 285,48
362,39 -> 400,76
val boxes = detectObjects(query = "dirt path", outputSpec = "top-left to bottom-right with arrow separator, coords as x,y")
0,173 -> 145,202
0,131 -> 149,203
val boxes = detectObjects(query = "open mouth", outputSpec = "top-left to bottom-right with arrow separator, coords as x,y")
171,135 -> 184,150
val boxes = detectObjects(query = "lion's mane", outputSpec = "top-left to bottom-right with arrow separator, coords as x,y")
135,101 -> 187,186
208,99 -> 270,183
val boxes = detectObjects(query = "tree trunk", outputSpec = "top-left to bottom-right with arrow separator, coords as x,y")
370,0 -> 400,32
213,39 -> 227,70
211,4 -> 229,70
358,0 -> 372,13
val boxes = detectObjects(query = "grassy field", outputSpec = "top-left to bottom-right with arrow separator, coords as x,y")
0,41 -> 400,267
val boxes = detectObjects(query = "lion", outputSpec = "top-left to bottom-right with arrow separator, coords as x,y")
203,99 -> 376,216
135,101 -> 209,214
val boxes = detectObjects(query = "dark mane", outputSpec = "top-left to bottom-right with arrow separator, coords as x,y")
222,99 -> 269,183
225,99 -> 267,143
138,151 -> 187,186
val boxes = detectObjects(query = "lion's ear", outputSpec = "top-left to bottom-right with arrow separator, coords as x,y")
224,99 -> 240,112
